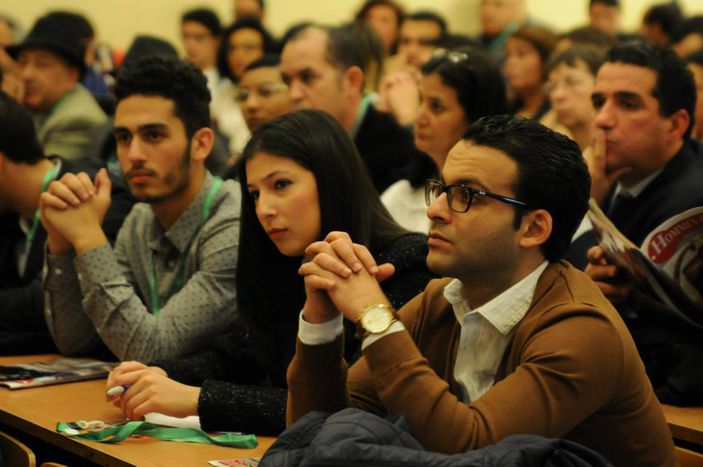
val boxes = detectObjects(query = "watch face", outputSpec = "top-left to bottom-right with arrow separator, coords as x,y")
361,306 -> 393,333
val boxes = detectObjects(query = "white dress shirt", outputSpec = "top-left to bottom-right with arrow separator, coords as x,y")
444,261 -> 548,402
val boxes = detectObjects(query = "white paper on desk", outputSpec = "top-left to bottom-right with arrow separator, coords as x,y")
144,412 -> 201,429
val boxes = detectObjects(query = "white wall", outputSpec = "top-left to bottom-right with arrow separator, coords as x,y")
3,0 -> 703,52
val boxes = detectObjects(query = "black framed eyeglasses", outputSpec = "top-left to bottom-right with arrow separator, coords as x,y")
424,179 -> 529,213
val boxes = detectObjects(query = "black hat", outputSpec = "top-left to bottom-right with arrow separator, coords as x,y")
122,35 -> 179,68
7,12 -> 87,73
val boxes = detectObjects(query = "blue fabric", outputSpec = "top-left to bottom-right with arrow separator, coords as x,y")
260,408 -> 613,467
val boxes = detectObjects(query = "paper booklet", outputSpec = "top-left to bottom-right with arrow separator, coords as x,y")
0,358 -> 114,389
587,200 -> 703,330
208,458 -> 260,467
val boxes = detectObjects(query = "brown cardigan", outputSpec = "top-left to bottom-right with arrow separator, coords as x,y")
287,261 -> 676,467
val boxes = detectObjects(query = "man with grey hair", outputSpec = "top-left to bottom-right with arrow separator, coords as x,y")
281,24 -> 425,193
8,12 -> 107,160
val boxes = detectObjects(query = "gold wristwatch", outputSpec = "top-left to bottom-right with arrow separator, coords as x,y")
356,303 -> 398,339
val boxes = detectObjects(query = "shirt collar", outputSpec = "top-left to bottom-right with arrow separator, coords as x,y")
443,261 -> 549,335
614,168 -> 663,198
348,95 -> 372,141
146,172 -> 216,253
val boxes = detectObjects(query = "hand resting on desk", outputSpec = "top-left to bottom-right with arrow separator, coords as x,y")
107,361 -> 201,420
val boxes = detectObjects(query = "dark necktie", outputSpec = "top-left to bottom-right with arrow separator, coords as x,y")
607,192 -> 635,226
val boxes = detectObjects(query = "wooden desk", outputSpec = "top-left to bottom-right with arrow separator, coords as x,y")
0,355 -> 274,466
663,404 -> 703,448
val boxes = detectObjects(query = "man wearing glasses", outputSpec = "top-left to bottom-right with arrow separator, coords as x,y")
288,115 -> 675,466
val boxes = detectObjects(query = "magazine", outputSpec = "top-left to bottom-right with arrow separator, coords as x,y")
587,200 -> 703,329
0,358 -> 114,389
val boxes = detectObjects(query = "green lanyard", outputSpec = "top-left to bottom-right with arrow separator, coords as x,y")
148,176 -> 224,316
349,94 -> 372,141
25,164 -> 61,249
56,420 -> 257,448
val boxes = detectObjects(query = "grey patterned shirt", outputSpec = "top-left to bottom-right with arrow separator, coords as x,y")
44,172 -> 241,361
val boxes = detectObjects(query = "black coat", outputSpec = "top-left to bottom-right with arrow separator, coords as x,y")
567,139 -> 703,405
260,408 -> 613,467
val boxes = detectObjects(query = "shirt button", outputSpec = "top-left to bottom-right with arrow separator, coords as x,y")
54,268 -> 63,276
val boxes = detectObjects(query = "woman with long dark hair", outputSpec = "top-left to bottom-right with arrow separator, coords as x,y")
107,110 -> 434,435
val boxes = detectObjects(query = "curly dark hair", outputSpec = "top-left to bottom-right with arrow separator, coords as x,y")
113,56 -> 211,138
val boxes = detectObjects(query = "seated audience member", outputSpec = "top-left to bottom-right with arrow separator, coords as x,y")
387,11 -> 446,72
686,50 -> 703,140
346,22 -> 387,95
181,8 -> 222,98
682,16 -> 703,50
46,11 -> 111,100
641,2 -> 684,47
504,26 -> 557,120
213,18 -> 277,157
588,0 -> 622,39
477,0 -> 526,56
0,14 -> 21,98
288,115 -> 676,467
580,41 -> 703,404
40,57 -> 241,361
673,16 -> 703,58
234,0 -> 265,22
0,90 -> 132,355
545,46 -> 604,150
106,110 -> 434,435
95,35 -> 179,170
7,12 -> 108,160
281,25 -> 422,193
555,26 -> 615,53
237,55 -> 293,133
376,34 -> 480,126
355,0 -> 405,55
382,47 -> 507,232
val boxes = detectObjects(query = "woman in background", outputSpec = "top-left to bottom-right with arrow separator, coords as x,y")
382,47 -> 508,232
107,110 -> 434,435
504,25 -> 557,120
545,45 -> 604,150
212,18 -> 278,158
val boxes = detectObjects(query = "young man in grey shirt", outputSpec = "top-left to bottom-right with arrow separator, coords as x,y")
40,57 -> 241,361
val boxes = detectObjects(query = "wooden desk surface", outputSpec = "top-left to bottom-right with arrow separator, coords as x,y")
0,355 -> 274,466
662,404 -> 703,447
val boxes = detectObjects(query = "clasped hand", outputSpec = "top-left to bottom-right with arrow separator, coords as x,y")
299,231 -> 395,324
39,169 -> 112,253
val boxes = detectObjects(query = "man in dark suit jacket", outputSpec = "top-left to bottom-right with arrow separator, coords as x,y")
581,41 -> 703,405
281,24 -> 426,194
0,90 -> 132,355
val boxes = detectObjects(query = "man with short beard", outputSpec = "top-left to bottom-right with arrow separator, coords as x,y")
40,57 -> 241,361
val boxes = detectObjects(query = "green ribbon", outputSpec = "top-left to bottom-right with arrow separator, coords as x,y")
26,163 -> 61,248
56,421 -> 258,448
148,176 -> 224,316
